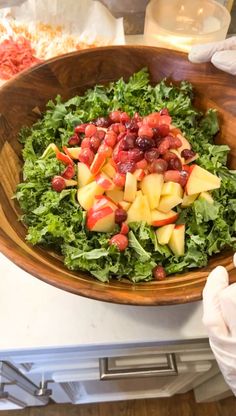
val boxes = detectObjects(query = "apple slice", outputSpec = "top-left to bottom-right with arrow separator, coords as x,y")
141,173 -> 164,209
64,179 -> 77,187
118,200 -> 131,211
150,209 -> 179,227
127,193 -> 151,224
41,143 -> 59,158
161,181 -> 183,198
77,181 -> 104,211
158,195 -> 183,213
90,152 -> 107,175
77,162 -> 94,188
168,224 -> 185,256
133,168 -> 145,181
106,188 -> 124,204
198,191 -> 214,204
64,147 -> 81,159
95,172 -> 114,191
86,206 -> 115,232
186,165 -> 221,195
102,161 -> 116,178
181,192 -> 199,207
90,195 -> 117,213
177,134 -> 191,154
156,224 -> 175,245
124,172 -> 137,202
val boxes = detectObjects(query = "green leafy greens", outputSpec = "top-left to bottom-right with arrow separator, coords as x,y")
16,68 -> 236,282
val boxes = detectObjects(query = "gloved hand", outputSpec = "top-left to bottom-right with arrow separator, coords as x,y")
202,253 -> 236,395
188,36 -> 236,75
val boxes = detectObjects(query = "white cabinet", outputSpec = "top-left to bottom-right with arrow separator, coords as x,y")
1,340 -> 228,408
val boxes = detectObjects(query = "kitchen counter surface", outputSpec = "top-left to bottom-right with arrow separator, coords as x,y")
0,253 -> 207,353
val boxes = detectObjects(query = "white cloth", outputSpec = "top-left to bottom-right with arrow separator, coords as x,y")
188,37 -> 236,75
202,253 -> 236,395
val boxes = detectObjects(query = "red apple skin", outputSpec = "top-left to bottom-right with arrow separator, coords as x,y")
86,206 -> 113,230
95,173 -> 114,190
151,213 -> 179,227
90,153 -> 107,175
88,196 -> 117,215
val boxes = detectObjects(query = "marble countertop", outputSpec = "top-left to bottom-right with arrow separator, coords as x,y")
0,253 -> 207,353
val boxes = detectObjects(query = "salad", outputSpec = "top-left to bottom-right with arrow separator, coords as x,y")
15,69 -> 236,283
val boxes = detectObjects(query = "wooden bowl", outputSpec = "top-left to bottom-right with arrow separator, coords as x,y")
0,46 -> 235,305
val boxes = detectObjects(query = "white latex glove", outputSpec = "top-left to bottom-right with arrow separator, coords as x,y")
188,37 -> 236,75
202,253 -> 236,395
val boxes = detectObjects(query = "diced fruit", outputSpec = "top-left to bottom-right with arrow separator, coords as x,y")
168,224 -> 185,256
102,161 -> 116,178
56,151 -> 74,166
156,224 -> 175,245
124,172 -> 137,202
41,143 -> 59,158
106,188 -> 124,204
127,193 -> 151,224
63,146 -> 81,160
109,233 -> 129,251
78,148 -> 94,166
64,179 -> 77,187
181,192 -> 199,207
62,164 -> 75,179
177,134 -> 191,154
158,195 -> 183,213
118,200 -> 131,211
186,165 -> 221,195
77,162 -> 94,188
90,195 -> 117,213
77,181 -> 104,210
51,176 -> 66,192
86,206 -> 115,232
150,210 -> 179,227
120,222 -> 129,235
85,123 -> 97,137
68,134 -> 80,146
161,182 -> 183,198
152,265 -> 166,280
115,208 -> 127,224
198,191 -> 214,204
133,168 -> 145,181
95,172 -> 114,191
90,152 -> 107,175
164,170 -> 181,183
141,173 -> 164,209
113,173 -> 126,188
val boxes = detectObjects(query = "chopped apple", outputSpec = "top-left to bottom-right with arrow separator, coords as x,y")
118,200 -> 131,211
90,152 -> 107,175
198,191 -> 214,204
90,195 -> 117,213
127,194 -> 151,224
41,143 -> 59,158
177,134 -> 191,154
186,165 -> 221,195
64,179 -> 77,187
64,147 -> 81,159
141,173 -> 164,209
161,182 -> 183,198
184,153 -> 199,164
168,224 -> 185,256
168,149 -> 185,164
156,224 -> 175,245
124,172 -> 137,202
95,172 -> 114,191
102,161 -> 116,178
181,192 -> 199,207
133,168 -> 145,181
77,181 -> 104,210
150,209 -> 179,227
77,162 -> 94,188
158,195 -> 183,213
106,188 -> 124,204
86,206 -> 115,232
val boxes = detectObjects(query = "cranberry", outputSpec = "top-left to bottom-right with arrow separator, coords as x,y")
125,119 -> 139,132
127,148 -> 144,162
150,158 -> 168,173
85,124 -> 97,138
120,112 -> 130,124
68,134 -> 80,146
136,158 -> 148,169
153,124 -> 170,138
61,165 -> 75,179
159,108 -> 169,116
96,129 -> 106,140
78,148 -> 95,166
81,137 -> 91,149
121,133 -> 136,150
162,151 -> 178,162
181,149 -> 196,160
117,151 -> 130,163
152,265 -> 166,280
164,170 -> 181,183
51,176 -> 66,192
144,148 -> 160,163
104,131 -> 117,148
109,123 -> 126,134
179,170 -> 189,187
113,173 -> 126,187
120,222 -> 129,235
157,138 -> 170,154
168,158 -> 182,171
109,110 -> 122,123
115,208 -> 127,224
74,123 -> 88,134
95,117 -> 111,128
168,136 -> 182,149
138,125 -> 153,138
97,143 -> 112,157
109,234 -> 128,251
89,136 -> 101,152
117,161 -> 136,174
136,136 -> 155,150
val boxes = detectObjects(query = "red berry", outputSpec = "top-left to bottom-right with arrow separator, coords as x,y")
157,138 -> 170,154
117,151 -> 130,163
85,124 -> 97,138
95,117 -> 111,127
181,149 -> 196,159
159,108 -> 169,116
74,123 -> 88,134
136,136 -> 155,150
168,158 -> 182,171
61,165 -> 75,179
179,170 -> 189,187
117,161 -> 136,174
152,265 -> 166,280
97,143 -> 113,157
164,170 -> 181,183
51,176 -> 66,192
109,234 -> 128,251
138,125 -> 154,138
120,112 -> 130,124
81,137 -> 91,149
78,148 -> 95,166
68,134 -> 80,146
89,136 -> 101,152
115,208 -> 127,224
113,172 -> 126,187
149,158 -> 168,173
120,222 -> 129,235
96,129 -> 106,140
104,131 -> 117,148
109,110 -> 122,123
144,148 -> 160,163
121,133 -> 136,150
162,151 -> 178,162
136,158 -> 148,169
168,136 -> 182,149
127,148 -> 144,162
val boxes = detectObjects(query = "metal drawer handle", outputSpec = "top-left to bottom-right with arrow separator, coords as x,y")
99,353 -> 178,380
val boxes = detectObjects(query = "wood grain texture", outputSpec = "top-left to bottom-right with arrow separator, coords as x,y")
0,46 -> 235,305
0,392 -> 235,416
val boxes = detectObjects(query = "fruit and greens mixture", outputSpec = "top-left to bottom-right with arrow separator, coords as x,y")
16,69 -> 236,282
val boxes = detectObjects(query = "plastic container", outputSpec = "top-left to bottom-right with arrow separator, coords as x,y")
144,0 -> 231,52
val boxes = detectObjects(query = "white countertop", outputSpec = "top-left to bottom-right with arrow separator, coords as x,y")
0,253 -> 207,353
